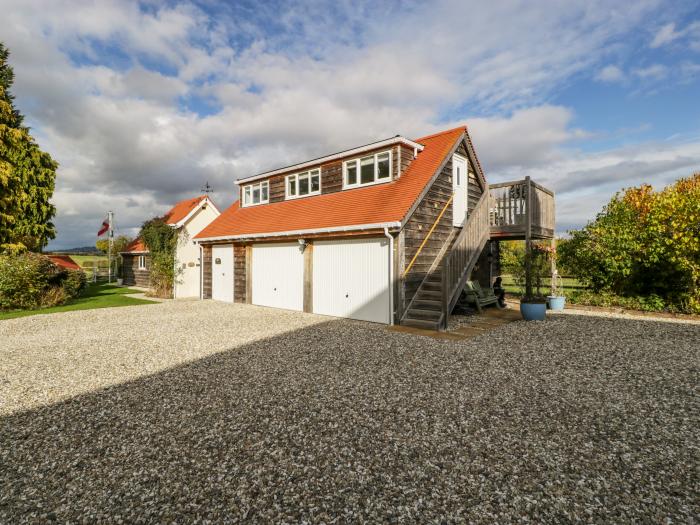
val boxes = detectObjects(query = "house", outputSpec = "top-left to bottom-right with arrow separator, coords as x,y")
47,255 -> 82,271
121,195 -> 220,297
194,126 -> 555,329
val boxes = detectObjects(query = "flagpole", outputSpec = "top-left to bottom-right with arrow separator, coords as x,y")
108,211 -> 113,283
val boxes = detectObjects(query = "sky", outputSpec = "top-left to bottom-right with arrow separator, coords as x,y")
2,0 -> 699,249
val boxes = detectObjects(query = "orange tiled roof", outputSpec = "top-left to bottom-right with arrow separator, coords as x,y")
121,238 -> 148,254
47,255 -> 81,270
164,195 -> 207,225
195,126 -> 466,239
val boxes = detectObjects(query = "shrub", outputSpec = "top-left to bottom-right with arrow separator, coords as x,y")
559,173 -> 700,314
0,253 -> 86,310
40,285 -> 68,308
62,268 -> 87,298
0,252 -> 58,310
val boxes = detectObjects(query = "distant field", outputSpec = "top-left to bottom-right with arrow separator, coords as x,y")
69,255 -> 109,267
501,275 -> 589,295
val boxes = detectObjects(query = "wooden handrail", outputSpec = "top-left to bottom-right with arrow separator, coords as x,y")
402,193 -> 454,278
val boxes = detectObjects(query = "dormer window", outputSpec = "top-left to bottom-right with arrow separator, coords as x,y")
286,169 -> 321,199
343,150 -> 391,189
242,180 -> 269,207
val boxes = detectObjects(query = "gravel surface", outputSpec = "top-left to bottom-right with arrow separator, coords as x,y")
1,301 -> 698,523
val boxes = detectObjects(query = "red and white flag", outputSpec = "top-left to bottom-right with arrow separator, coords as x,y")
97,217 -> 109,237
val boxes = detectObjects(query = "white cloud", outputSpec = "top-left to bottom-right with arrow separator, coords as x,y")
595,65 -> 626,83
1,0 -> 690,248
650,22 -> 682,48
633,63 -> 668,79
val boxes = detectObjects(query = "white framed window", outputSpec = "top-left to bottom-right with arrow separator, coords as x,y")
138,255 -> 146,270
242,180 -> 269,207
286,169 -> 321,199
343,150 -> 392,189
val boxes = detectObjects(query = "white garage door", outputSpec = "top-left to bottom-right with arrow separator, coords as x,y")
313,238 -> 390,324
212,244 -> 234,302
252,243 -> 304,311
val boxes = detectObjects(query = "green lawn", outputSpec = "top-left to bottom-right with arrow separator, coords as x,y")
0,284 -> 158,320
501,275 -> 588,295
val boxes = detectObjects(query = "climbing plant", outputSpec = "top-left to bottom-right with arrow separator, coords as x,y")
139,217 -> 179,298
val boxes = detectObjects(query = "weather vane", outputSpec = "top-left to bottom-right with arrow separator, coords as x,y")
201,181 -> 214,194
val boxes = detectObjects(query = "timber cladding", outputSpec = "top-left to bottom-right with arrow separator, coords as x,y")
122,254 -> 151,288
251,145 -> 408,204
202,245 -> 212,299
234,244 -> 246,303
402,158 -> 455,306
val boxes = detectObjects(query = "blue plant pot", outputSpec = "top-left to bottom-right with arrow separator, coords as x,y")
520,302 -> 547,321
547,296 -> 566,311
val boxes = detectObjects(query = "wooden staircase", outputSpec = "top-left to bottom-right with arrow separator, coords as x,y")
402,191 -> 490,330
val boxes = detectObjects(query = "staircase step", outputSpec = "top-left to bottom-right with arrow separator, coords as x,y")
417,289 -> 442,299
405,308 -> 442,320
413,299 -> 441,310
422,281 -> 441,291
402,317 -> 441,330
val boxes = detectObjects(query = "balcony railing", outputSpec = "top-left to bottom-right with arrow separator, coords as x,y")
489,177 -> 555,240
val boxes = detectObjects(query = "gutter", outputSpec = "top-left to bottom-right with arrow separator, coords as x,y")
383,226 -> 395,326
194,221 -> 402,243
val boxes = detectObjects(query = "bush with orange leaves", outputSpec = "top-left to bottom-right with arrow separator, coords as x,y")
558,173 -> 700,313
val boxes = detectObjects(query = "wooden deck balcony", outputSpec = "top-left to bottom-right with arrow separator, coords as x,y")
489,177 -> 555,240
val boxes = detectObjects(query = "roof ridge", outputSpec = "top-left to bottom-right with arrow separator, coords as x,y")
414,125 -> 466,142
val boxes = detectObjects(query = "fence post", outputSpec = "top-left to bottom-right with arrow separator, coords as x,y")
441,261 -> 449,331
524,176 -> 533,298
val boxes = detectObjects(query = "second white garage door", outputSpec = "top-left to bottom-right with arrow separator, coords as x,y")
252,243 -> 304,311
313,238 -> 390,324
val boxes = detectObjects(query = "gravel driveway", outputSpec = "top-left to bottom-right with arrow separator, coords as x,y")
1,301 -> 698,523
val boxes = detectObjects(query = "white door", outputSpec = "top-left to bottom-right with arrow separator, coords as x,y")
313,238 -> 390,324
452,154 -> 468,227
212,244 -> 234,302
252,243 -> 304,311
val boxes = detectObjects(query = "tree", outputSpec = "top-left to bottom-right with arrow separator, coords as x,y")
559,173 -> 700,313
0,42 -> 57,253
96,235 -> 133,255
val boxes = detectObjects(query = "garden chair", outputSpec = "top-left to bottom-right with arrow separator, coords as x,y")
457,280 -> 502,313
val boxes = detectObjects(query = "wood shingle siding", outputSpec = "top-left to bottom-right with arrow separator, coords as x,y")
251,145 -> 408,204
122,254 -> 151,287
202,245 -> 212,299
402,158 -> 456,306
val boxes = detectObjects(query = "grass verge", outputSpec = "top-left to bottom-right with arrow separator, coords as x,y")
0,283 -> 158,320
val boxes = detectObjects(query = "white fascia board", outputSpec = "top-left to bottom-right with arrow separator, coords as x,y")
235,137 -> 424,185
195,221 -> 402,243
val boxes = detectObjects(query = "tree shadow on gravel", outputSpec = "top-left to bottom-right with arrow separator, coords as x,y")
1,315 -> 698,523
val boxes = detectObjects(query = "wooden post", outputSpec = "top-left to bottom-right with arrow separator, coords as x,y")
303,242 -> 313,313
245,245 -> 252,304
550,237 -> 556,296
440,260 -> 448,331
524,177 -> 533,298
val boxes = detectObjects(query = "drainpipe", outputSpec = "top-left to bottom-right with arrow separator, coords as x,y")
384,226 -> 394,325
198,243 -> 203,300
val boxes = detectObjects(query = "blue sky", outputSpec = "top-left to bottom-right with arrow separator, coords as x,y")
2,0 -> 699,248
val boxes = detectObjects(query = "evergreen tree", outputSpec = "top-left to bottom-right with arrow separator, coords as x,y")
0,42 -> 57,253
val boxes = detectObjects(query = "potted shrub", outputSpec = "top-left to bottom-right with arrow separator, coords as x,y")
518,244 -> 549,321
547,270 -> 566,310
543,244 -> 565,311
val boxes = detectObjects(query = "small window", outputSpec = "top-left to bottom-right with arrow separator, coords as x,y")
242,180 -> 269,206
286,169 -> 321,199
138,255 -> 146,270
346,160 -> 357,185
343,150 -> 392,189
